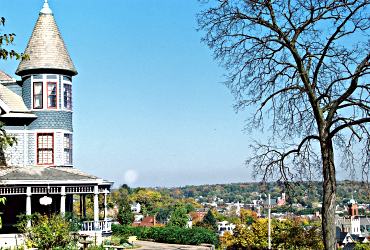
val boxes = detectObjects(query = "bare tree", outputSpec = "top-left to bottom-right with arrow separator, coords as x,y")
198,1 -> 370,249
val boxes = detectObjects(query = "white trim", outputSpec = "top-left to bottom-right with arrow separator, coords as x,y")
0,113 -> 37,118
0,99 -> 11,113
5,129 -> 72,134
1,179 -> 106,185
23,126 -> 27,167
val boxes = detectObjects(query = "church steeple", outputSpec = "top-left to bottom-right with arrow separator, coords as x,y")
16,0 -> 77,76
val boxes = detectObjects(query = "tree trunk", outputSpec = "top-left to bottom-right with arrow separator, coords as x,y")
321,137 -> 337,250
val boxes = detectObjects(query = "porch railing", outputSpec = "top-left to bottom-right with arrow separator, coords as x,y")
81,220 -> 112,233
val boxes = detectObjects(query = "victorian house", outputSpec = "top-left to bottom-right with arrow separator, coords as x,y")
0,0 -> 112,239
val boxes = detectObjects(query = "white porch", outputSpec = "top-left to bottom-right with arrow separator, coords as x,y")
0,181 -> 112,234
81,220 -> 112,234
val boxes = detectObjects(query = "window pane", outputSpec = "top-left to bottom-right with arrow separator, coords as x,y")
64,84 -> 72,109
64,134 -> 72,165
33,74 -> 43,79
46,75 -> 57,79
48,82 -> 57,108
63,76 -> 72,82
33,82 -> 43,109
37,133 -> 54,165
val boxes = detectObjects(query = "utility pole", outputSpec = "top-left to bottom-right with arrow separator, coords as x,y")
268,194 -> 271,250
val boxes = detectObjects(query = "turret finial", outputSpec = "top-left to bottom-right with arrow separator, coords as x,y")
40,0 -> 53,14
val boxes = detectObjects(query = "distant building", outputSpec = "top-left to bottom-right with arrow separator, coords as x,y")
186,214 -> 193,228
132,216 -> 157,227
336,199 -> 361,235
277,193 -> 286,206
190,211 -> 207,224
336,198 -> 370,248
131,202 -> 141,213
217,221 -> 236,236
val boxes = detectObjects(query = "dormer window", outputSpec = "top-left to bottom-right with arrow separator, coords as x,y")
33,82 -> 43,109
47,82 -> 57,108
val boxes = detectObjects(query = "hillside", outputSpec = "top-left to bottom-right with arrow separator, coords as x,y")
153,181 -> 370,205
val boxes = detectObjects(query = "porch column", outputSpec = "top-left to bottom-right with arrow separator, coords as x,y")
79,194 -> 83,219
83,194 -> 86,218
60,186 -> 66,216
26,186 -> 32,227
104,188 -> 108,221
93,185 -> 99,230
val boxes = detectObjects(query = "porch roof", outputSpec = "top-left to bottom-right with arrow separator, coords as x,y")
0,166 -> 112,185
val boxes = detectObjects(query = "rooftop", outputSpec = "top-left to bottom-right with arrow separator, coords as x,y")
0,70 -> 15,83
16,1 -> 77,76
0,84 -> 29,113
0,166 -> 109,184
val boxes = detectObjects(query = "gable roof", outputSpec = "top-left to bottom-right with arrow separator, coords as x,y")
0,84 -> 29,113
16,2 -> 77,76
0,70 -> 15,83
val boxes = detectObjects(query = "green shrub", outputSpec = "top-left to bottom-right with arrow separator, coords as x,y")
17,213 -> 76,250
112,224 -> 218,246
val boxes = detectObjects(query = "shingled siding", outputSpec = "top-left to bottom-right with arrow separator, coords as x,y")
22,76 -> 32,109
28,133 -> 36,165
54,131 -> 64,165
6,84 -> 22,97
5,132 -> 26,166
28,111 -> 73,131
29,131 -> 70,166
4,130 -> 70,166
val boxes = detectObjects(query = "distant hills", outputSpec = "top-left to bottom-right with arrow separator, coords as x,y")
154,181 -> 370,205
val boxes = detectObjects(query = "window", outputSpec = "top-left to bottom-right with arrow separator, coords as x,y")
37,133 -> 54,165
64,134 -> 72,165
64,84 -> 72,110
47,74 -> 57,79
63,76 -> 72,81
32,74 -> 43,79
47,82 -> 57,108
33,82 -> 43,109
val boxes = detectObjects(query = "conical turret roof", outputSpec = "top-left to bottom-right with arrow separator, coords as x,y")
16,1 -> 77,76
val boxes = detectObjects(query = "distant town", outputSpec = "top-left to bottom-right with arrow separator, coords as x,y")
98,181 -> 370,248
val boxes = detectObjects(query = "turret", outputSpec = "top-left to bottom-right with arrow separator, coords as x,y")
15,0 -> 76,167
16,0 -> 77,77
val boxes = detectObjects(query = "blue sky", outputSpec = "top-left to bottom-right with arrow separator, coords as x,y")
1,0 -> 254,187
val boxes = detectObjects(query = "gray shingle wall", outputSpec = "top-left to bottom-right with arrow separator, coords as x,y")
28,111 -> 72,131
6,84 -> 22,97
55,131 -> 63,165
22,77 -> 32,109
5,132 -> 24,166
28,133 -> 35,165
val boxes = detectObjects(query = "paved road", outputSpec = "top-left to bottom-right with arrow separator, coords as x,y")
135,240 -> 214,250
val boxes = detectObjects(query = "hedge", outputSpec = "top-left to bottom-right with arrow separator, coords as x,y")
112,224 -> 218,246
